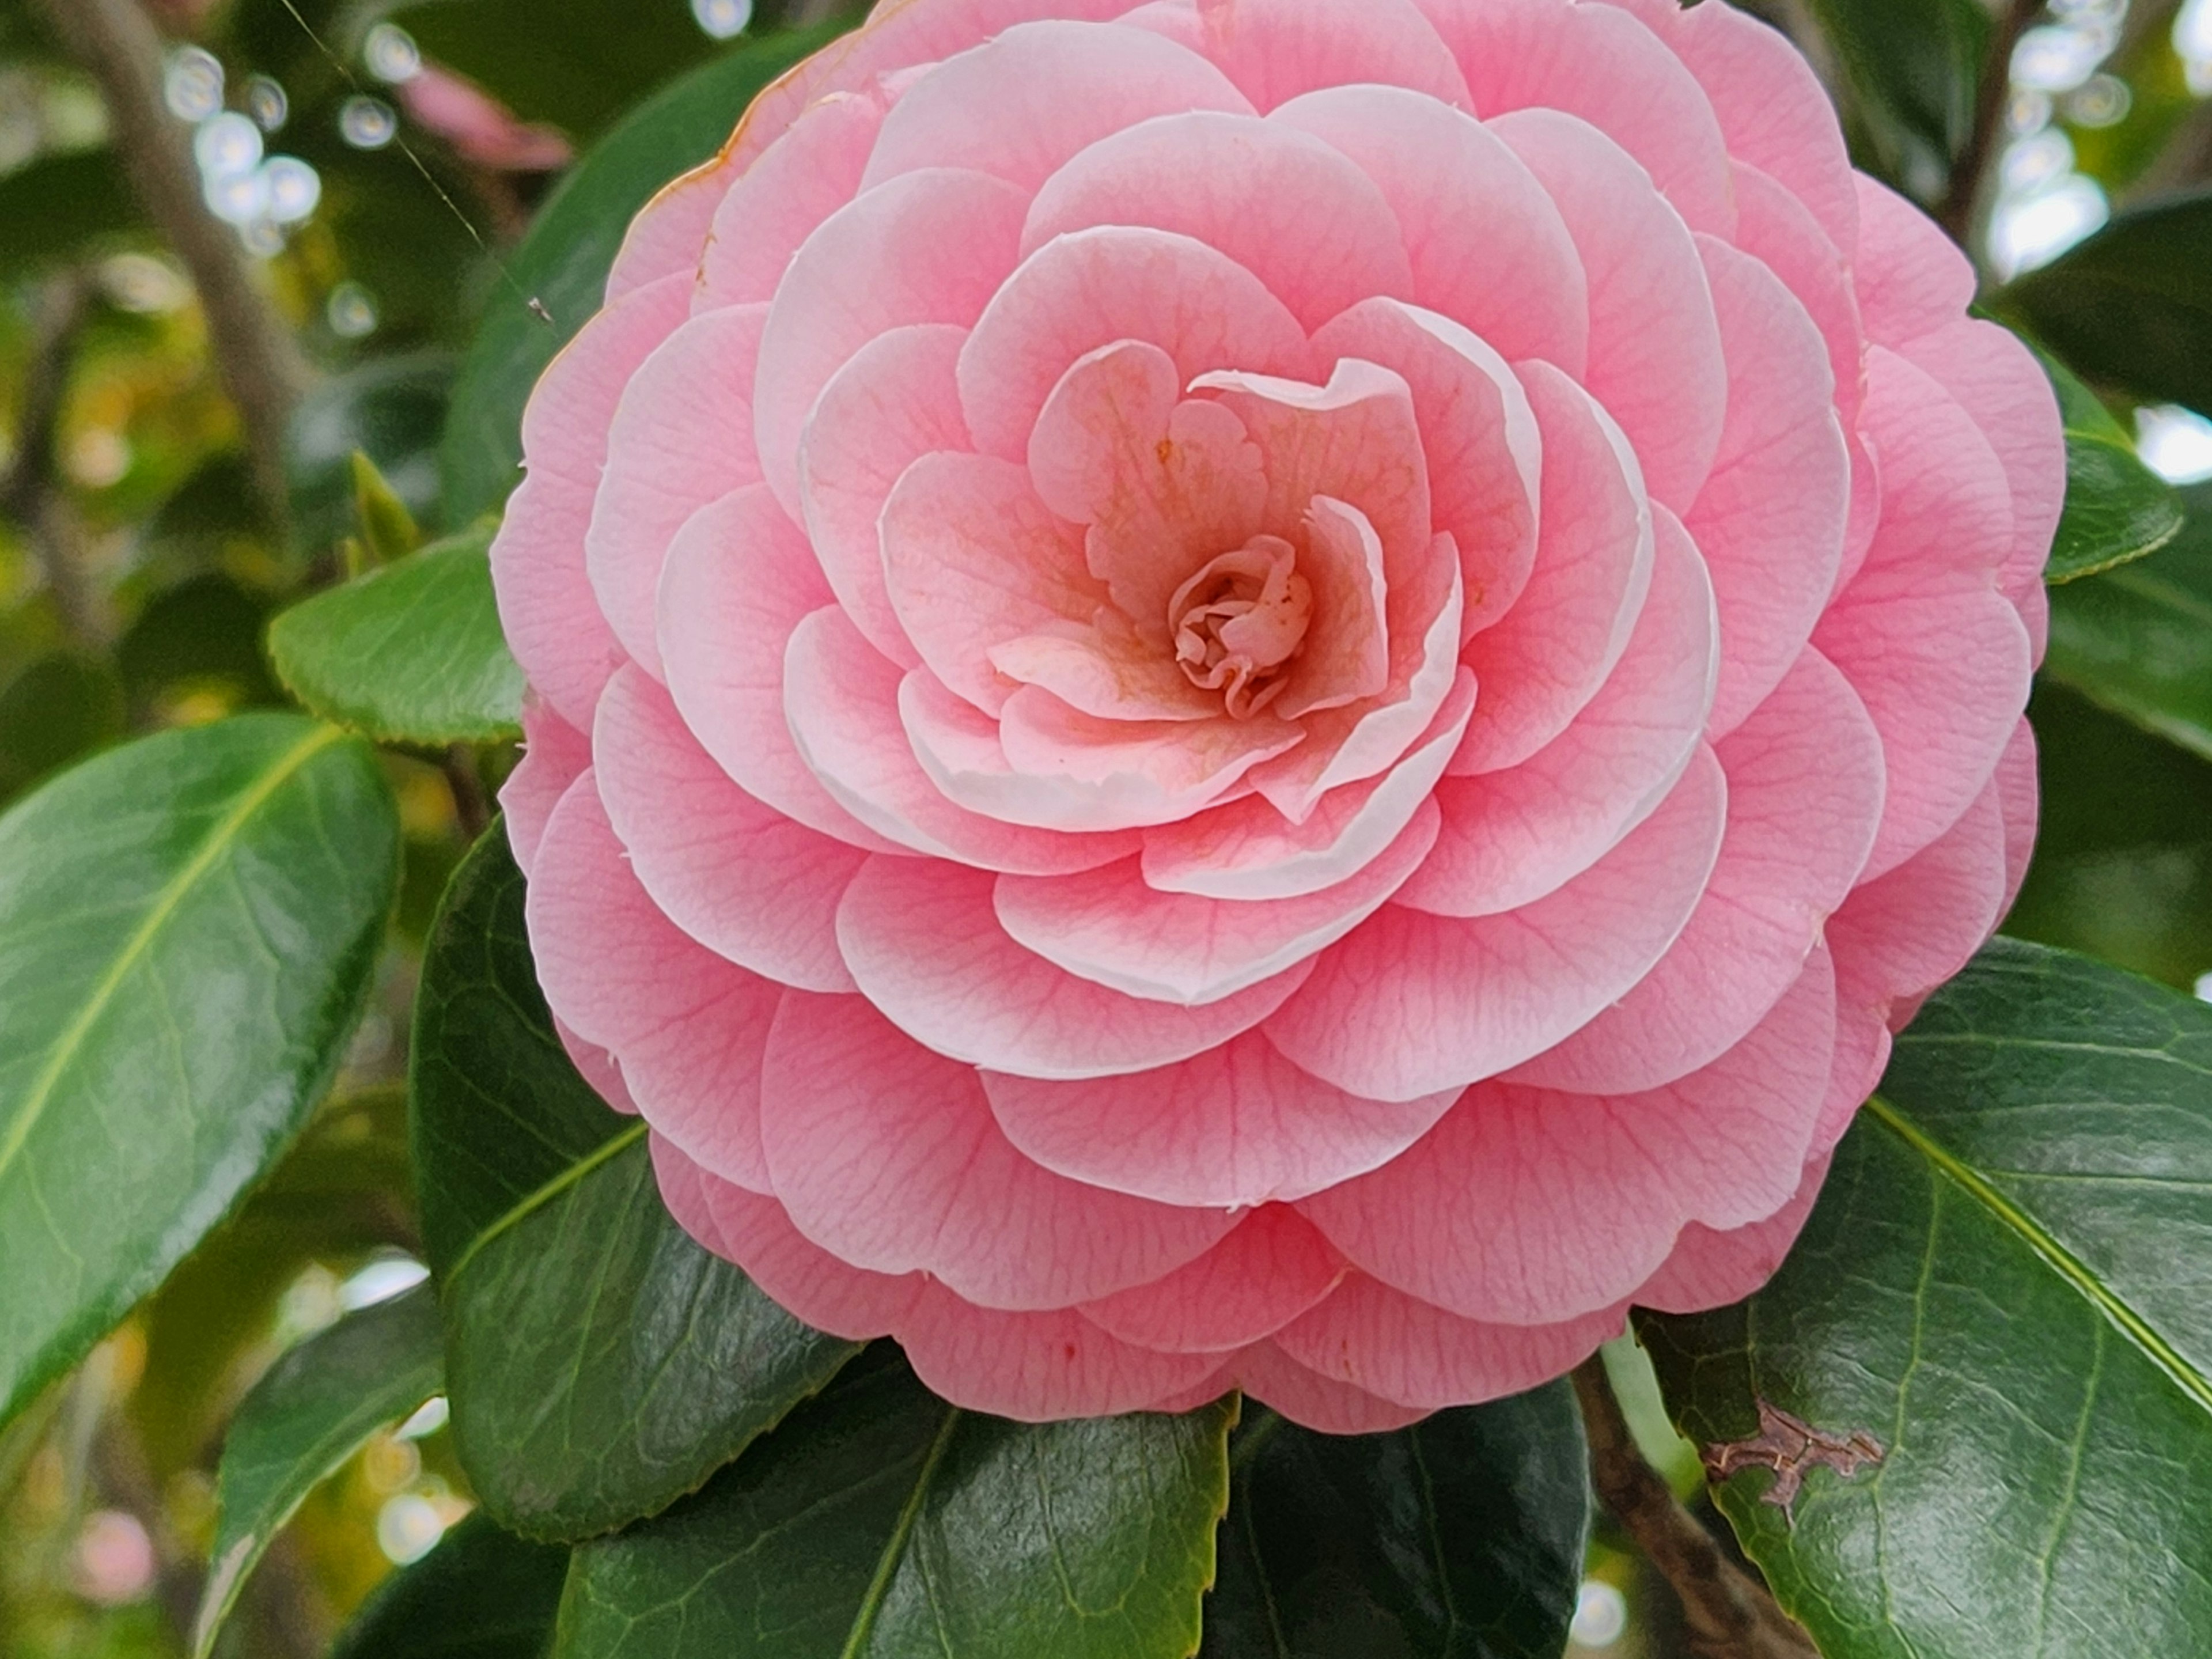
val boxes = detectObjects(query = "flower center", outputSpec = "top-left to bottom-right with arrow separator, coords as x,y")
1167,535 -> 1313,719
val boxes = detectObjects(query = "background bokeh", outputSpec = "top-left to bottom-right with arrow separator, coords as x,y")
2,0 -> 2210,1654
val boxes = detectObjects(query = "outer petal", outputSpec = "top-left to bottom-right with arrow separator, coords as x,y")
1300,945 -> 1835,1325
1632,1154 -> 1830,1315
1077,1206 -> 1346,1353
758,990 -> 1234,1308
753,166 -> 1029,519
1277,86 -> 1588,375
1852,176 -> 1975,351
494,271 -> 688,727
1402,506 -> 1714,918
836,854 -> 1313,1078
502,695 -> 590,877
983,1029 -> 1463,1209
594,665 -> 861,994
1490,108 -> 1726,514
896,1288 -> 1223,1421
1234,1342 -> 1433,1433
585,304 -> 767,677
1510,647 -> 1883,1094
1264,744 -> 1727,1101
1126,0 -> 1470,113
1023,111 -> 1414,334
696,90 -> 885,310
608,149 -> 739,300
527,775 -> 780,1191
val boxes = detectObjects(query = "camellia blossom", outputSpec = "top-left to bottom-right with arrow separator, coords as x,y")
493,0 -> 2056,1429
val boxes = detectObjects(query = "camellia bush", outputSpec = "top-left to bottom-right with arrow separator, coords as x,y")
4,0 -> 2212,1654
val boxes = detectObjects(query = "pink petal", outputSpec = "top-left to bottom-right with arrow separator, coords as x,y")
984,1029 -> 1461,1209
1140,675 -> 1475,901
1078,1206 -> 1344,1353
594,664 -> 862,994
1311,297 -> 1543,640
1276,86 -> 1588,374
1246,631 -> 1465,823
785,607 -> 1141,873
1450,360 -> 1652,775
1402,505 -> 1715,918
836,853 -> 1313,1077
1490,108 -> 1727,514
798,323 -> 971,668
880,451 -> 1108,717
494,271 -> 688,727
696,90 -> 885,311
896,1287 -> 1224,1421
525,775 -> 781,1191
656,484 -> 902,852
1274,1274 -> 1623,1408
1126,0 -> 1469,113
1853,176 -> 1975,350
758,989 -> 1233,1308
1730,161 -> 1863,426
1432,0 -> 1736,237
585,304 -> 767,677
1632,1154 -> 1829,1316
1995,717 -> 2038,919
1022,110 -> 1413,334
1234,1342 -> 1434,1432
1264,745 -> 1726,1101
958,225 -> 1313,463
861,18 -> 1252,192
905,671 -> 1303,833
650,1137 -> 923,1339
1300,946 -> 1835,1325
753,167 -> 1029,520
502,694 -> 590,877
1815,347 -> 2029,879
558,1020 -> 637,1116
1688,234 -> 1851,737
606,150 -> 734,300
1510,647 -> 1883,1094
988,630 -> 1222,724
993,800 -> 1439,1006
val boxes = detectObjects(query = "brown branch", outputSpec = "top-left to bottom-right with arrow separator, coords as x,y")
444,744 -> 492,842
1,270 -> 111,649
30,0 -> 310,522
1571,1358 -> 1820,1659
1938,0 -> 2043,249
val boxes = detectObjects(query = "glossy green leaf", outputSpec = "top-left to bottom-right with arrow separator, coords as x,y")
558,1347 -> 1234,1659
2041,350 -> 2185,583
1802,0 -> 1989,200
268,525 -> 525,745
411,830 -> 861,1541
440,26 -> 849,524
329,1510 -> 569,1659
0,714 -> 399,1429
1641,938 -> 2212,1658
193,1285 -> 444,1658
2006,189 -> 2212,418
1202,1384 -> 1588,1659
2044,485 -> 2212,761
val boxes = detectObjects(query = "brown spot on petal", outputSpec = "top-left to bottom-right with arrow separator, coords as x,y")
1703,1400 -> 1884,1514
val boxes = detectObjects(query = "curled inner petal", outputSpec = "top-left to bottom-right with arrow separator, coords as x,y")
1168,534 -> 1313,718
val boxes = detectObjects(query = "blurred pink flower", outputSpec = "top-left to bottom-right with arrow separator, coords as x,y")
70,1512 -> 155,1606
492,0 -> 2056,1430
398,64 -> 570,172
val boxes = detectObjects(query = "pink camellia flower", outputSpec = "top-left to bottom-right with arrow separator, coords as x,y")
493,0 -> 2057,1430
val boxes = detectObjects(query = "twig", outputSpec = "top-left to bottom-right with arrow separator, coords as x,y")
1571,1358 -> 1820,1659
1938,0 -> 2043,248
30,0 -> 310,523
0,270 -> 111,648
444,744 -> 491,842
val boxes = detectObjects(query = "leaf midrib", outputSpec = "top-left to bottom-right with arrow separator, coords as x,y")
1865,1093 -> 2212,1418
838,1407 -> 961,1659
0,723 -> 345,1188
442,1119 -> 649,1286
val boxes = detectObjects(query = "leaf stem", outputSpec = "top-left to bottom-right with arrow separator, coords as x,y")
1570,1357 -> 1819,1659
1938,0 -> 2042,250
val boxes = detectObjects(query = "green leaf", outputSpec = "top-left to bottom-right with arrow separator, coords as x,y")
353,449 -> 425,567
194,1285 -> 444,1658
1641,938 -> 2212,1659
289,353 -> 453,550
0,713 -> 399,1429
2005,189 -> 2212,418
1802,0 -> 1990,201
267,524 -> 525,745
329,1510 -> 569,1659
2043,485 -> 2212,761
1202,1384 -> 1589,1659
2041,350 -> 2186,583
440,26 -> 849,525
411,830 -> 861,1541
557,1347 -> 1234,1659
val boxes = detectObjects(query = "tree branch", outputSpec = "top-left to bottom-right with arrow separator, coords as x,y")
1571,1358 -> 1820,1659
1,270 -> 111,649
1938,0 -> 2043,249
30,0 -> 310,522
